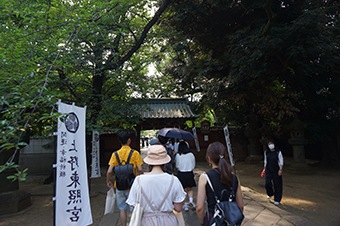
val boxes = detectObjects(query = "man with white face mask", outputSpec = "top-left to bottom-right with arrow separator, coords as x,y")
262,140 -> 284,205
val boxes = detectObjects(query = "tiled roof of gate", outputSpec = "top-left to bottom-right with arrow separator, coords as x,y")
132,98 -> 198,119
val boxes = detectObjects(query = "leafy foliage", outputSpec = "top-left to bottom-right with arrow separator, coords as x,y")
161,0 -> 340,132
0,0 -> 172,179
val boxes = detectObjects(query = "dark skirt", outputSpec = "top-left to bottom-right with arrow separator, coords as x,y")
176,171 -> 196,188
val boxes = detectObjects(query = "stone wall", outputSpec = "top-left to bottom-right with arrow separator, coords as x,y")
19,137 -> 55,175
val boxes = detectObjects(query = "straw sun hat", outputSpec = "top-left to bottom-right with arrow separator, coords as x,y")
144,144 -> 171,165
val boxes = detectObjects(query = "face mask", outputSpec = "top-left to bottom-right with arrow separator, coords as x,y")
268,144 -> 275,149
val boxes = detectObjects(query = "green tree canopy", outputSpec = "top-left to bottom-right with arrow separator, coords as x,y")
0,0 -> 172,178
159,0 -> 340,165
161,0 -> 340,128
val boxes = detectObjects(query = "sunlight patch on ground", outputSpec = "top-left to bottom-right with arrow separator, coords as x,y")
281,197 -> 316,206
0,219 -> 19,226
44,200 -> 53,207
251,188 -> 318,208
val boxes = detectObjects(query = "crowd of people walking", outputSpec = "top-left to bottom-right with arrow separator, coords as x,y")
106,130 -> 283,226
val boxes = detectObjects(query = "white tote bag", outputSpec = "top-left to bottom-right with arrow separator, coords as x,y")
104,188 -> 116,215
129,177 -> 143,226
173,210 -> 185,226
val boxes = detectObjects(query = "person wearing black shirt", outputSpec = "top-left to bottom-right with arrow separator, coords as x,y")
196,142 -> 243,226
263,140 -> 284,205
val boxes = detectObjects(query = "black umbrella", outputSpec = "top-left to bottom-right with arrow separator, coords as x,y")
156,128 -> 195,140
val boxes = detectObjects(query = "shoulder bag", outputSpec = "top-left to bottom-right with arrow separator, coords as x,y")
205,173 -> 244,226
129,176 -> 143,226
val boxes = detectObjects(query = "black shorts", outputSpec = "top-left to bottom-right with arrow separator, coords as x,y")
176,171 -> 197,188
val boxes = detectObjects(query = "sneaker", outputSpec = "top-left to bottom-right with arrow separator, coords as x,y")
183,203 -> 189,211
267,196 -> 272,199
188,202 -> 196,210
274,201 -> 280,205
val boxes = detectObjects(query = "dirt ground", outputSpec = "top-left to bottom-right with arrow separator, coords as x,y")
0,157 -> 340,226
0,170 -> 110,226
234,159 -> 340,226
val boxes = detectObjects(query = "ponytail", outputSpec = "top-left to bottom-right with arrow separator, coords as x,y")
218,158 -> 232,186
207,142 -> 233,186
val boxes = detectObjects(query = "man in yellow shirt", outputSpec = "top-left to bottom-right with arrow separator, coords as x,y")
106,130 -> 143,226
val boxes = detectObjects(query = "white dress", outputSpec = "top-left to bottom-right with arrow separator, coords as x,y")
126,173 -> 186,226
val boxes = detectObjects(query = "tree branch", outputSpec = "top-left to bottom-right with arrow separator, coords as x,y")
105,0 -> 172,71
262,0 -> 276,37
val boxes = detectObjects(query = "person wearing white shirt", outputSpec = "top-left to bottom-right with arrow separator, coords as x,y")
127,145 -> 186,226
166,138 -> 175,152
263,140 -> 284,206
175,141 -> 196,211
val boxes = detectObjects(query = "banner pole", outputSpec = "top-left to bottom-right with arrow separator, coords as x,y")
53,100 -> 59,226
53,135 -> 57,226
89,177 -> 91,194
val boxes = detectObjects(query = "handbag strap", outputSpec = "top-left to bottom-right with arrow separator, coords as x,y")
141,175 -> 174,211
136,176 -> 142,204
210,169 -> 237,200
204,172 -> 220,203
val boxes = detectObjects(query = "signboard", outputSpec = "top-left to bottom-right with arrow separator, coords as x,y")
223,124 -> 235,166
201,120 -> 211,134
192,127 -> 200,152
55,101 -> 93,226
91,130 -> 101,178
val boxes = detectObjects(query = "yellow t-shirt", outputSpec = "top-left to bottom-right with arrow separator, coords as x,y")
108,146 -> 143,188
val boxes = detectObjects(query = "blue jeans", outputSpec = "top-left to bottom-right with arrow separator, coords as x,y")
116,189 -> 131,211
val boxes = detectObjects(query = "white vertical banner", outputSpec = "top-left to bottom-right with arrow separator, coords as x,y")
55,101 -> 93,226
223,124 -> 235,166
90,130 -> 101,178
192,127 -> 200,152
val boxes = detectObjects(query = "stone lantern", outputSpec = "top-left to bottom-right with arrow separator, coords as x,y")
287,118 -> 313,174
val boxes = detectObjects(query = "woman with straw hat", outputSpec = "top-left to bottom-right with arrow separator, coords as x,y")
127,145 -> 186,226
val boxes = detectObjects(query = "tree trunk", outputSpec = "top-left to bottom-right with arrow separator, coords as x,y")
89,70 -> 105,125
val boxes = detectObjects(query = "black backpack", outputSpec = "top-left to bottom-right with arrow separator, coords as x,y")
206,173 -> 244,226
114,149 -> 135,190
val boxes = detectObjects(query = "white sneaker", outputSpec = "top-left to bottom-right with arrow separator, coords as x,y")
183,203 -> 189,211
188,202 -> 196,210
267,196 -> 272,199
274,201 -> 280,205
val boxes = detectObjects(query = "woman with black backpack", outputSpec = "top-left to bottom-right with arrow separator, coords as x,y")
196,142 -> 244,226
